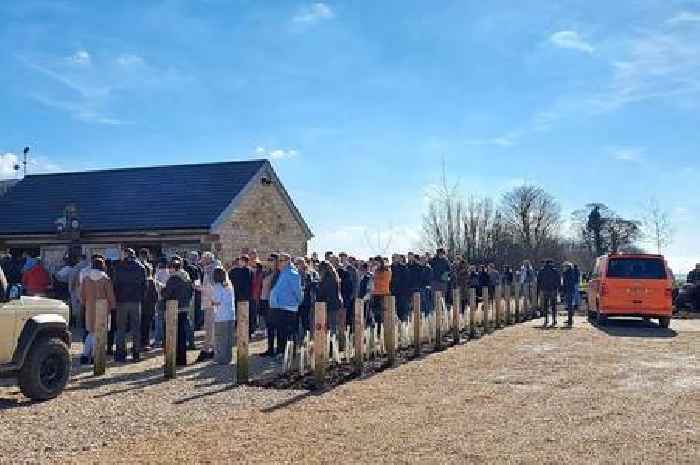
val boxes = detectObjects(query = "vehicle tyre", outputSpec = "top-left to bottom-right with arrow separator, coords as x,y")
596,304 -> 607,326
658,317 -> 671,329
18,337 -> 71,401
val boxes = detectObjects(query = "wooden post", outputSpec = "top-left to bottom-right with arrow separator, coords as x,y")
353,299 -> 364,373
412,292 -> 421,357
384,296 -> 396,366
314,302 -> 327,386
164,300 -> 178,379
482,286 -> 491,333
236,301 -> 249,384
434,290 -> 443,350
494,285 -> 501,329
452,288 -> 461,345
514,285 -> 521,323
504,285 -> 512,325
93,299 -> 107,376
469,288 -> 479,338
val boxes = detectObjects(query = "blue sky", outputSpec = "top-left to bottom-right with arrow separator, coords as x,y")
1,0 -> 699,271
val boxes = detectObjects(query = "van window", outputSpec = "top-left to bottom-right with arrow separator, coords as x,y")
606,258 -> 666,280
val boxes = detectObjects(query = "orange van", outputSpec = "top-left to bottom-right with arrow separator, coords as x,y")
587,253 -> 673,328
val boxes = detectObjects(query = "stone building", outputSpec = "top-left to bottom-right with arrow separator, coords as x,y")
0,159 -> 312,271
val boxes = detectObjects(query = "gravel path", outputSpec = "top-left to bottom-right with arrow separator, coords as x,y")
53,316 -> 699,465
0,336 -> 296,464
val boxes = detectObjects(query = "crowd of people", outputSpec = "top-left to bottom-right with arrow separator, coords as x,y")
0,246 -> 598,368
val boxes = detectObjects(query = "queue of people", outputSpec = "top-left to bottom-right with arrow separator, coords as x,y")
0,245 -> 591,369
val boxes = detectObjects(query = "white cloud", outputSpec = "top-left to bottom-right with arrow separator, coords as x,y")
608,146 -> 645,162
667,11 -> 700,25
0,153 -> 20,179
549,30 -> 594,54
0,152 -> 61,179
68,49 -> 91,65
292,2 -> 334,24
115,54 -> 145,67
254,146 -> 299,160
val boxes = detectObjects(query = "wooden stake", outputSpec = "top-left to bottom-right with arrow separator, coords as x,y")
452,288 -> 461,345
314,302 -> 327,386
164,300 -> 177,379
514,285 -> 521,322
353,299 -> 364,373
482,287 -> 491,333
434,290 -> 443,350
384,296 -> 396,366
236,301 -> 249,384
412,292 -> 421,357
504,285 -> 512,325
469,287 -> 479,338
93,299 -> 107,376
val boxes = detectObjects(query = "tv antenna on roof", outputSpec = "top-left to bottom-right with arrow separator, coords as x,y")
13,146 -> 29,177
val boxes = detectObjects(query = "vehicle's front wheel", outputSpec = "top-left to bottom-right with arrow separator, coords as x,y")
18,337 -> 71,401
658,317 -> 671,329
596,304 -> 607,326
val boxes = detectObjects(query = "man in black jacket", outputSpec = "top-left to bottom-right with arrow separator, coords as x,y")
537,259 -> 562,328
390,255 -> 411,322
229,256 -> 254,335
162,257 -> 194,366
429,248 -> 451,295
113,249 -> 147,362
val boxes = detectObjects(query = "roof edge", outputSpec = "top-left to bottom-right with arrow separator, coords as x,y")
24,159 -> 268,178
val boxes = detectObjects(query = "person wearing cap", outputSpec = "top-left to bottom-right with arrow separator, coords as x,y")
269,254 -> 302,352
113,248 -> 147,362
537,259 -> 562,328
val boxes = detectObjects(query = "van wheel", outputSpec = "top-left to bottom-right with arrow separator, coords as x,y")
596,308 -> 607,326
658,317 -> 671,329
18,337 -> 71,401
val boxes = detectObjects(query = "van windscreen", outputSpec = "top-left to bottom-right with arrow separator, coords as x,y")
606,258 -> 666,279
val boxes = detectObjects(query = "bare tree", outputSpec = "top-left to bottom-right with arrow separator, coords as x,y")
500,184 -> 561,258
420,159 -> 464,258
363,224 -> 395,257
642,198 -> 674,254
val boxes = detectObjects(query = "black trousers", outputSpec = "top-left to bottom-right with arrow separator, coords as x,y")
542,291 -> 557,324
107,308 -> 117,353
276,310 -> 298,351
141,306 -> 154,348
396,293 -> 411,322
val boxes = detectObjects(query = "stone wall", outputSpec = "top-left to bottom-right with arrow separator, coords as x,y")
211,181 -> 309,266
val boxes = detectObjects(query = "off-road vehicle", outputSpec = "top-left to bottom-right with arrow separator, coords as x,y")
0,293 -> 71,400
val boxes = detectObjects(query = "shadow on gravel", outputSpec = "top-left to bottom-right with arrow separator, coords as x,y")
591,318 -> 678,338
0,397 -> 38,411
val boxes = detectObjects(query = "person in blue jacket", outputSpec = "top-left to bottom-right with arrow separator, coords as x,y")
269,253 -> 303,352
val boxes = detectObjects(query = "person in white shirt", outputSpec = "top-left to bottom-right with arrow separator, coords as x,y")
210,267 -> 235,365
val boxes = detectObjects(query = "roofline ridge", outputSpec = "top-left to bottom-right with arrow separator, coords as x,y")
25,158 -> 268,177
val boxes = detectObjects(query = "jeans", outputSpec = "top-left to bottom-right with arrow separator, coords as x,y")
116,301 -> 141,358
542,291 -> 557,325
154,301 -> 165,346
177,312 -> 189,366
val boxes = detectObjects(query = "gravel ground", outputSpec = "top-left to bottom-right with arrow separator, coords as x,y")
0,335 -> 295,464
49,315 -> 699,465
2,316 -> 698,464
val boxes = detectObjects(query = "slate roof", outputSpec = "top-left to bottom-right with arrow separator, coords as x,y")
0,160 -> 269,235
